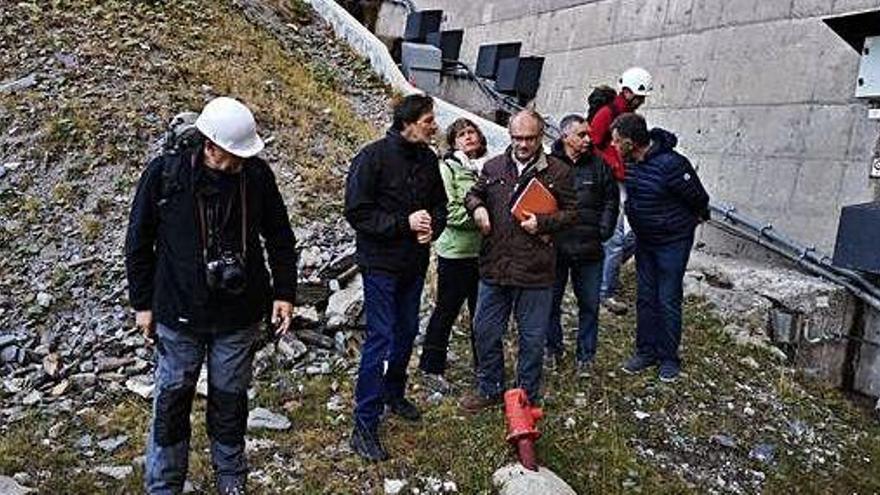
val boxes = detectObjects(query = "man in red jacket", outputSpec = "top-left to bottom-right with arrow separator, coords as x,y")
591,67 -> 653,315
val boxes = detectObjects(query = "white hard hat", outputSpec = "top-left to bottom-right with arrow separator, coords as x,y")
618,67 -> 653,96
195,96 -> 264,158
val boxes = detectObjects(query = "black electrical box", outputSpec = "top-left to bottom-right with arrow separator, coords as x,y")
833,201 -> 880,274
495,56 -> 545,99
426,29 -> 464,63
475,42 -> 521,78
404,10 -> 443,42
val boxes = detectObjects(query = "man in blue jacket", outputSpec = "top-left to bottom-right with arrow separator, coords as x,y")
344,94 -> 448,461
610,113 -> 709,382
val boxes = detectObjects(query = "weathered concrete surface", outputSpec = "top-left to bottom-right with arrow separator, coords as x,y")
855,306 -> 880,397
685,248 -> 858,388
383,0 -> 880,252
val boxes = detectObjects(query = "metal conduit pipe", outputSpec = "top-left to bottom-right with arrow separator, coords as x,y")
709,203 -> 880,304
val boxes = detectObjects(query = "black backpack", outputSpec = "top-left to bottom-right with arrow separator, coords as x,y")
586,85 -> 618,123
148,112 -> 202,200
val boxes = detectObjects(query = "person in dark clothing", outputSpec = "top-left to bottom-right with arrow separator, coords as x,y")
344,94 -> 448,461
418,118 -> 489,392
546,114 -> 619,375
610,113 -> 710,383
459,110 -> 576,413
125,96 -> 297,495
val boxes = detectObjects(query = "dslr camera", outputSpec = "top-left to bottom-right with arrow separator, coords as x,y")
206,251 -> 247,295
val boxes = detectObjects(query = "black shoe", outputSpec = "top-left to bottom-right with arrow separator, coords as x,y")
350,426 -> 389,462
386,396 -> 422,421
622,354 -> 656,375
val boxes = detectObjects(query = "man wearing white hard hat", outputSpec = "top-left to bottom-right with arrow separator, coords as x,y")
126,96 -> 297,494
588,67 -> 653,316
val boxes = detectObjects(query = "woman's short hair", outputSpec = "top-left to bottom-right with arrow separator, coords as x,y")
445,118 -> 487,157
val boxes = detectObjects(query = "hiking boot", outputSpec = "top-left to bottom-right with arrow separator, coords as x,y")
621,354 -> 656,375
350,426 -> 389,462
658,362 -> 680,383
420,371 -> 452,395
602,297 -> 629,315
576,359 -> 593,378
385,396 -> 422,422
460,392 -> 502,414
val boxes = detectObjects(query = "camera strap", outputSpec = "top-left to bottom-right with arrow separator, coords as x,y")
195,168 -> 248,263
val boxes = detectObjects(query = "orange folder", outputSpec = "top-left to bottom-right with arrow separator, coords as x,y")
511,178 -> 558,222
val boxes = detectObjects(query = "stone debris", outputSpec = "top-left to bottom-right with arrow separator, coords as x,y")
492,464 -> 577,495
0,475 -> 34,495
247,407 -> 292,430
384,478 -> 407,494
125,376 -> 155,400
97,435 -> 129,453
93,465 -> 133,480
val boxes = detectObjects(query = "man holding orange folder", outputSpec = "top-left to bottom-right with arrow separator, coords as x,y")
460,110 -> 576,412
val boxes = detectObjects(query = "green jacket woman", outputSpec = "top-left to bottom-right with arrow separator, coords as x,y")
418,118 -> 488,385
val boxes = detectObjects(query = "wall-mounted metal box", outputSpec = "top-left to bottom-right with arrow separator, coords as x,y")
404,10 -> 443,43
426,29 -> 463,64
495,56 -> 544,99
475,42 -> 521,79
401,42 -> 442,93
833,201 -> 880,274
823,10 -> 880,99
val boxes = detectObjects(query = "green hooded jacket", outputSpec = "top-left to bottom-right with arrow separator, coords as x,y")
435,151 -> 486,259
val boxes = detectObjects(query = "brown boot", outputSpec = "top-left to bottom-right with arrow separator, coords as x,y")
460,392 -> 502,414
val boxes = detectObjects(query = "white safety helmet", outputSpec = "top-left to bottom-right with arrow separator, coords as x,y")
195,96 -> 265,158
618,67 -> 653,97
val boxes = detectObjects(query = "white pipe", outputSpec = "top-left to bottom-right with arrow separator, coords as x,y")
302,0 -> 512,155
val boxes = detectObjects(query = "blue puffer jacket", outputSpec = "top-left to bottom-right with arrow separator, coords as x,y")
625,128 -> 710,245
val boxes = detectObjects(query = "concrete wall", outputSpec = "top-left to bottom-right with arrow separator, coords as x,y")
395,0 -> 880,252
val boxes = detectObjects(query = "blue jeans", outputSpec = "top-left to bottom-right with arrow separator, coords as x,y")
548,253 -> 603,363
473,281 -> 553,403
600,214 -> 636,300
146,323 -> 257,495
353,272 -> 425,430
634,235 -> 694,366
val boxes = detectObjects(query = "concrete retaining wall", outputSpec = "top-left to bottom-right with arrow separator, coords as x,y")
388,0 -> 880,252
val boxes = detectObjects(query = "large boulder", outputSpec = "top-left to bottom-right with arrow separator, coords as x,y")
492,464 -> 577,495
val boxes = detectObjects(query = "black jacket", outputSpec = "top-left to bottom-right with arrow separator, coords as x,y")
125,148 -> 297,332
344,129 -> 448,277
625,128 -> 710,245
550,140 -> 619,261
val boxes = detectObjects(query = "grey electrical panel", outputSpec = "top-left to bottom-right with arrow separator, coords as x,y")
832,201 -> 880,274
857,36 -> 880,98
401,42 -> 442,93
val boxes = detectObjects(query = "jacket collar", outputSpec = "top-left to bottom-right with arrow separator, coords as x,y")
506,146 -> 549,173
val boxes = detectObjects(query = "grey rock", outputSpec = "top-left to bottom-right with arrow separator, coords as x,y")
1,345 -> 20,364
21,390 -> 42,406
325,274 -> 364,328
97,435 -> 129,453
94,465 -> 133,480
492,464 -> 577,495
36,292 -> 53,308
125,376 -> 154,400
0,74 -> 37,93
95,356 -> 133,372
75,434 -> 93,449
0,475 -> 34,494
749,443 -> 776,464
0,334 -> 17,348
71,373 -> 98,388
710,434 -> 737,448
384,478 -> 407,494
306,362 -> 331,375
277,338 -> 308,361
247,407 -> 291,430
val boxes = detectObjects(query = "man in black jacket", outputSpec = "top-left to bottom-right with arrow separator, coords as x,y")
126,97 -> 297,494
344,94 -> 447,461
547,114 -> 619,375
611,113 -> 709,383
